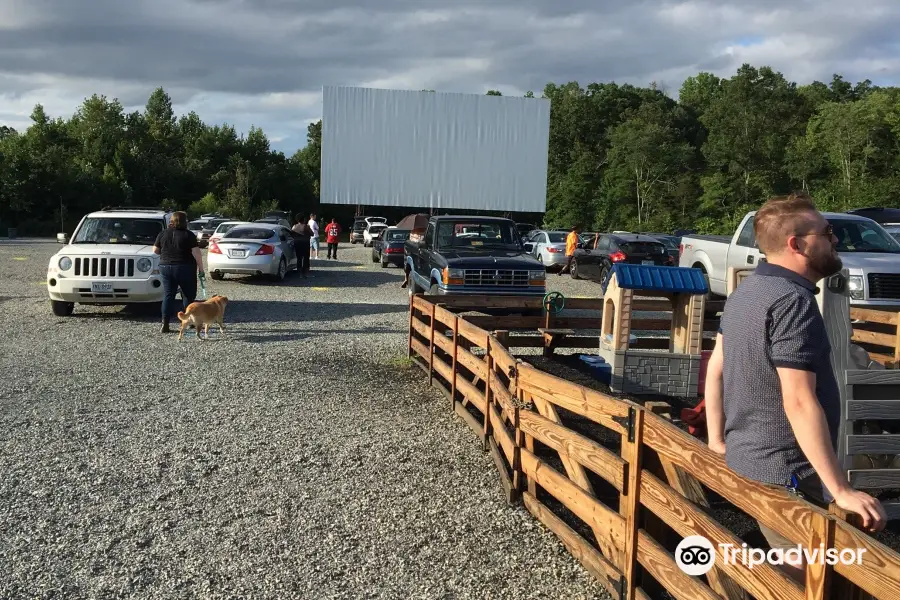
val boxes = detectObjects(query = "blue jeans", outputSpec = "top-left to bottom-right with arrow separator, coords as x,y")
160,264 -> 198,321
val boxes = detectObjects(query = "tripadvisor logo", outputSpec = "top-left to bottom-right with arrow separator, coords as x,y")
675,535 -> 867,575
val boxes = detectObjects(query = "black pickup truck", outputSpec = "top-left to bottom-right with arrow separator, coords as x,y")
404,215 -> 546,297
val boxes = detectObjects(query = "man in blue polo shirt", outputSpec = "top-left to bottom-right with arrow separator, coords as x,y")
717,192 -> 885,580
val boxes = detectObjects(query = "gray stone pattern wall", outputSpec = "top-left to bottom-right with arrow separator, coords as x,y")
618,351 -> 700,398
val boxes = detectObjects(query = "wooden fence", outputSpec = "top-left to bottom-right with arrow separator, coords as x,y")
848,308 -> 900,368
408,293 -> 900,600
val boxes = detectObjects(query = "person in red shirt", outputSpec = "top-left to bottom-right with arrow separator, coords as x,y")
324,218 -> 342,259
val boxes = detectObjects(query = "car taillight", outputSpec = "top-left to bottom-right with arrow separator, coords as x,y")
386,247 -> 403,253
547,247 -> 561,253
209,241 -> 222,254
256,244 -> 275,255
610,251 -> 626,262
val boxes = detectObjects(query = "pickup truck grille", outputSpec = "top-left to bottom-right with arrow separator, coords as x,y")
464,269 -> 530,286
74,257 -> 136,277
867,273 -> 900,299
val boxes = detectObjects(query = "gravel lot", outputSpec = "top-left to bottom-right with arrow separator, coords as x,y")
0,239 -> 612,600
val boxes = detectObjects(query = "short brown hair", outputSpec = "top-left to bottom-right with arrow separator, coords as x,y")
753,192 -> 818,255
170,211 -> 188,230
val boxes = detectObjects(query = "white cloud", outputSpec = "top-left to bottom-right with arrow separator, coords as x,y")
1,0 -> 899,152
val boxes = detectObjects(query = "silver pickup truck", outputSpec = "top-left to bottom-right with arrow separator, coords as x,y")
678,210 -> 900,307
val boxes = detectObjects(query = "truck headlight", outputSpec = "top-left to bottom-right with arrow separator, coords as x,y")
847,275 -> 864,300
58,256 -> 72,271
136,257 -> 153,272
529,270 -> 545,280
443,268 -> 465,285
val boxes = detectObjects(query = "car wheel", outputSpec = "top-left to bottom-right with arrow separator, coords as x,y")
211,271 -> 224,280
571,260 -> 581,280
600,265 -> 611,292
50,300 -> 74,316
371,251 -> 379,263
381,258 -> 388,268
272,257 -> 287,282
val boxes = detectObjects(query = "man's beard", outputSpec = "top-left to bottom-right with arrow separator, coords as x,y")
810,247 -> 843,278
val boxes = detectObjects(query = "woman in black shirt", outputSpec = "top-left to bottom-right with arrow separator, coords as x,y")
153,211 -> 205,332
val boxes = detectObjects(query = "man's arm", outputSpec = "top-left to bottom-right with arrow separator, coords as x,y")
777,367 -> 885,531
704,333 -> 726,454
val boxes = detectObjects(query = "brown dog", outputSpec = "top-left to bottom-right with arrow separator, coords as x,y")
177,295 -> 228,340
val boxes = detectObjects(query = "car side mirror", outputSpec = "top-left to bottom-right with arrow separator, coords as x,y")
57,232 -> 68,243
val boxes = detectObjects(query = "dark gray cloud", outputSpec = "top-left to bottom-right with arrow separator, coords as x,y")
2,0 -> 900,152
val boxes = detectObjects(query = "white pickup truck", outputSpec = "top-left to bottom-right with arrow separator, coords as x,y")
678,210 -> 900,307
47,207 -> 173,316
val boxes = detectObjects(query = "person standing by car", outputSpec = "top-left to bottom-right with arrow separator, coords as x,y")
325,218 -> 341,259
152,211 -> 204,333
559,225 -> 580,275
292,213 -> 313,277
307,213 -> 320,259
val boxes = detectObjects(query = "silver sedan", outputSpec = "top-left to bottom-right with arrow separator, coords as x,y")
207,224 -> 299,281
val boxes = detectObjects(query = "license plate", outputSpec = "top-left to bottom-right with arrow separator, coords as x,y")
91,282 -> 114,292
231,249 -> 246,257
641,260 -> 654,266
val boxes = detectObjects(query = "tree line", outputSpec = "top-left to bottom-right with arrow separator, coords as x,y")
1,63 -> 896,236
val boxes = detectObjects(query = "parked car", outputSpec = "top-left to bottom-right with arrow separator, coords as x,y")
254,217 -> 291,228
188,220 -> 204,237
639,232 -> 681,263
207,224 -> 299,281
572,233 -> 674,286
404,216 -> 545,298
846,207 -> 900,242
47,207 -> 172,316
372,228 -> 410,267
516,222 -> 538,238
363,223 -> 389,246
350,217 -> 370,244
678,211 -> 900,306
198,217 -> 231,242
209,220 -> 251,243
522,229 -> 571,270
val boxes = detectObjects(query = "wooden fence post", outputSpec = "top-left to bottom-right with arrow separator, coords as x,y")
408,296 -> 415,359
428,302 -> 436,385
619,406 -> 645,599
451,315 -> 459,409
483,336 -> 494,451
893,311 -> 900,368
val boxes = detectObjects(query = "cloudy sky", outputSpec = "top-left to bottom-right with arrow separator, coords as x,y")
2,0 -> 899,154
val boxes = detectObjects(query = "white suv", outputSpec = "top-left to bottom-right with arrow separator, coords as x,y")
47,207 -> 172,316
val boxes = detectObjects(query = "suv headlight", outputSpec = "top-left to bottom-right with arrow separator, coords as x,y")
58,256 -> 72,270
136,257 -> 153,272
448,268 -> 464,279
847,275 -> 864,300
529,270 -> 546,280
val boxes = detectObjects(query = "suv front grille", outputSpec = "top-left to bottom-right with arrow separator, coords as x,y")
867,273 -> 900,299
74,257 -> 136,277
463,269 -> 530,286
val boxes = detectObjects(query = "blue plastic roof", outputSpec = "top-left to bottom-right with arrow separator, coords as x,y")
610,264 -> 709,294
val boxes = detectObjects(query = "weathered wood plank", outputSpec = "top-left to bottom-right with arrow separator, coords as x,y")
487,437 -> 515,503
433,304 -> 457,328
520,448 -> 627,553
412,295 -> 432,312
847,469 -> 900,489
884,501 -> 900,521
518,363 -> 632,435
522,492 -> 624,600
454,399 -> 485,441
518,409 -> 626,492
490,403 -> 515,465
832,520 -> 900,599
455,347 -> 488,380
640,472 -> 802,600
847,434 -> 900,455
846,370 -> 900,385
641,411 -> 816,546
411,316 -> 430,340
851,328 -> 897,348
410,337 -> 429,362
455,375 -> 485,414
849,307 -> 900,325
432,328 -> 454,354
501,335 -> 601,349
489,376 -> 516,419
635,531 -> 720,600
457,318 -> 490,347
432,355 -> 454,386
847,400 -> 900,420
490,341 -> 517,378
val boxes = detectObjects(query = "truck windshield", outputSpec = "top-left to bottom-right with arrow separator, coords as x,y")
438,221 -> 521,249
830,219 -> 900,253
73,218 -> 165,244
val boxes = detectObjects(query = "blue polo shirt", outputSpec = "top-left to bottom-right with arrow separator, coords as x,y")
719,262 -> 841,486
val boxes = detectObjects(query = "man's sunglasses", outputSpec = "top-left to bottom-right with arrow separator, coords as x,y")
795,224 -> 833,238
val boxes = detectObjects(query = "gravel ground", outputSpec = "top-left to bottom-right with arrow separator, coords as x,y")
0,239 -> 611,600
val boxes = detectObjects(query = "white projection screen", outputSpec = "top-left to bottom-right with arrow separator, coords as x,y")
320,86 -> 551,213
